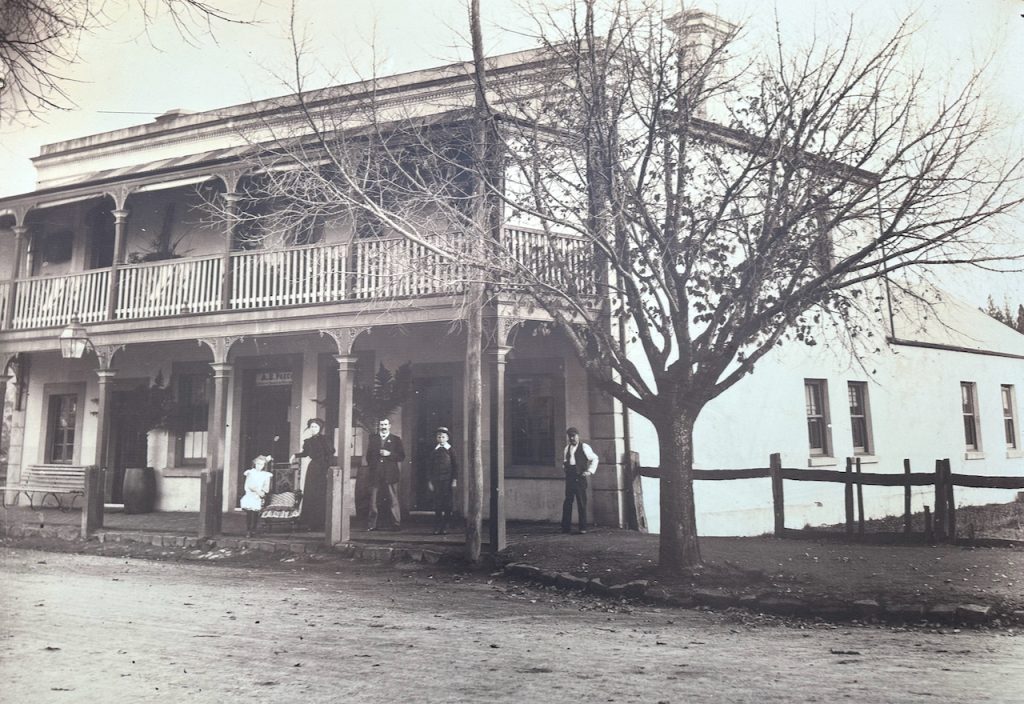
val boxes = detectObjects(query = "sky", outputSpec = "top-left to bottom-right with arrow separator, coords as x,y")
1,0 -> 1021,305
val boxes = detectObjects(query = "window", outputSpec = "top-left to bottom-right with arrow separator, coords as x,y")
961,382 -> 981,451
175,372 -> 210,465
46,394 -> 78,464
1002,384 -> 1019,450
805,379 -> 832,456
847,382 -> 873,455
509,374 -> 558,465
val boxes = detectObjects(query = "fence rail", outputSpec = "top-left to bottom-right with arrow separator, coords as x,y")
625,452 -> 1024,543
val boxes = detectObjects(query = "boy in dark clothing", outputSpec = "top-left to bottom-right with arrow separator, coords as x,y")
427,426 -> 459,535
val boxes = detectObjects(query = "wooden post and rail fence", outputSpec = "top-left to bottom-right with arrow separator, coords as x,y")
624,451 -> 1024,542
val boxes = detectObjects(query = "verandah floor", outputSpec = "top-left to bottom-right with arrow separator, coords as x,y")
0,504 -> 478,546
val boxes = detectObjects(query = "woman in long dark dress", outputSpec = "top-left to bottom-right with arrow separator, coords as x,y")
291,418 -> 334,531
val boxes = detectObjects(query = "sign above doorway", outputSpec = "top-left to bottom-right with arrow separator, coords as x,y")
255,371 -> 293,387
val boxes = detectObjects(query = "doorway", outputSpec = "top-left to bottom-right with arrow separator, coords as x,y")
240,370 -> 293,496
108,387 -> 151,503
410,376 -> 454,511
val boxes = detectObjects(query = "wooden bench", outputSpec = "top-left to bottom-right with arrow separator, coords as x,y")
0,464 -> 88,511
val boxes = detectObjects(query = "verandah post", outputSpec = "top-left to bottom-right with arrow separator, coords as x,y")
199,469 -> 222,538
625,450 -> 648,533
769,452 -> 784,537
81,465 -> 104,538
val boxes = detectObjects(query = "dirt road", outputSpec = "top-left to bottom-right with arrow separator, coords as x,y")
1,548 -> 1020,703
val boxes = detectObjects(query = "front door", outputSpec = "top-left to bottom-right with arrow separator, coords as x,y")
240,371 -> 292,496
411,377 -> 454,511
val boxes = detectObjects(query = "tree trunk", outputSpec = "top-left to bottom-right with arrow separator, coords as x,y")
657,407 -> 701,571
464,0 -> 486,564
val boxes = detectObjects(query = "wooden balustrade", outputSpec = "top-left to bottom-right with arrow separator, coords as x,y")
117,255 -> 223,319
11,269 -> 109,329
1,229 -> 593,330
352,236 -> 466,299
231,242 -> 348,310
502,226 -> 592,291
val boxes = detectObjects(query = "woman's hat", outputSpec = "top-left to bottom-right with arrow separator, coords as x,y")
435,426 -> 450,435
306,418 -> 325,429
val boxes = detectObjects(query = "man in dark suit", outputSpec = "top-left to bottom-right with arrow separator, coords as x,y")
364,418 -> 406,531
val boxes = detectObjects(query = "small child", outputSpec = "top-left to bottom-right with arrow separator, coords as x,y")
240,455 -> 273,537
427,427 -> 458,535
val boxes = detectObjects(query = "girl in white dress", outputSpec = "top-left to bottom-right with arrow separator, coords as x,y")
240,455 -> 273,537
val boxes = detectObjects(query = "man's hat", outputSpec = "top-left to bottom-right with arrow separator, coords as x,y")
566,427 -> 579,436
435,426 -> 450,435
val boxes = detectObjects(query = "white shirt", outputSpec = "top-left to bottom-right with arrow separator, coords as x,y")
564,441 -> 599,475
435,442 -> 451,450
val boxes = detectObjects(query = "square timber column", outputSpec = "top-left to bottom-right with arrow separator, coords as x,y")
88,354 -> 121,533
328,354 -> 357,545
487,345 -> 511,552
588,381 -> 628,528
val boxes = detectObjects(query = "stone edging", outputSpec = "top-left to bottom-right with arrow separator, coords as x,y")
1,523 -> 452,567
501,562 -> 1021,627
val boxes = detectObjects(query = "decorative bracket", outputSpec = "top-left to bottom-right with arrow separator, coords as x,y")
0,202 -> 32,227
92,344 -> 124,372
0,352 -> 17,376
104,185 -> 134,212
319,327 -> 370,356
197,336 -> 245,365
489,316 -> 525,348
216,168 -> 247,195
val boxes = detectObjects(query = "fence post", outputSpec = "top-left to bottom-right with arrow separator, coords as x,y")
844,457 -> 854,536
624,451 -> 648,533
855,456 -> 865,537
903,459 -> 912,534
769,453 -> 785,538
80,465 -> 104,538
933,459 -> 946,543
924,505 -> 934,544
943,458 -> 956,542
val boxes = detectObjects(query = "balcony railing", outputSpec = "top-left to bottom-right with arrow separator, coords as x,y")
13,269 -> 108,329
0,227 -> 591,332
118,254 -> 223,319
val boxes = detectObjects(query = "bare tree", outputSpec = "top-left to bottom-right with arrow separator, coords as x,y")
0,0 -> 237,122
225,1 -> 1024,572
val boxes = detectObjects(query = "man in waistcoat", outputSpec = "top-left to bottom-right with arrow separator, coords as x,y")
364,418 -> 406,531
561,427 -> 599,534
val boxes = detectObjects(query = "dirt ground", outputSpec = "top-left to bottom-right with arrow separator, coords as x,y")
499,528 -> 1024,616
2,547 -> 1022,703
6,508 -> 1024,621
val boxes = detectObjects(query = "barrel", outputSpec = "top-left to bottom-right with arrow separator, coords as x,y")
122,466 -> 157,514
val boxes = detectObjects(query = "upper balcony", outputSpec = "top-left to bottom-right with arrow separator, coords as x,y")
0,226 -> 592,336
